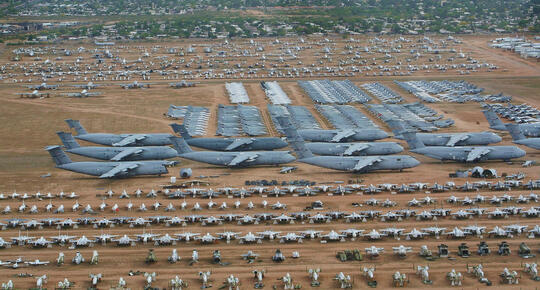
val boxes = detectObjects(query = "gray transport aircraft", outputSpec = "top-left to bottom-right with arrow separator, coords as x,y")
57,132 -> 178,161
506,124 -> 540,150
483,110 -> 540,137
170,124 -> 287,151
387,120 -> 502,146
401,131 -> 526,162
277,117 -> 420,173
65,119 -> 173,146
296,128 -> 388,142
305,142 -> 403,156
45,146 -> 169,178
170,137 -> 295,167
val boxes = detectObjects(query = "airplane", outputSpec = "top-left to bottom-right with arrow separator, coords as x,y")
528,225 -> 540,236
363,229 -> 386,240
365,246 -> 384,258
70,235 -> 93,247
238,232 -> 263,244
344,212 -> 367,223
489,226 -> 509,237
272,214 -> 295,224
299,230 -> 323,240
421,227 -> 446,237
506,124 -> 540,150
277,232 -> 305,243
195,233 -> 220,244
171,137 -> 295,167
94,233 -> 118,244
388,119 -> 502,146
217,231 -> 241,242
11,233 -> 35,245
304,142 -> 403,156
430,182 -> 450,192
155,234 -> 177,245
522,207 -> 540,218
129,218 -> 151,227
25,259 -> 50,266
113,235 -> 137,246
25,83 -> 58,90
381,228 -> 405,238
175,232 -> 200,242
504,224 -> 528,235
277,117 -> 419,173
462,225 -> 486,237
120,81 -> 153,89
29,237 -> 53,248
237,215 -> 259,225
18,90 -> 51,98
65,119 -> 173,146
393,245 -> 412,257
297,128 -> 388,142
321,230 -> 346,242
50,234 -> 77,245
487,208 -> 508,219
72,81 -> 101,90
483,109 -> 540,137
45,146 -> 169,178
380,212 -> 403,222
309,213 -> 330,223
171,124 -> 287,151
0,238 -> 12,248
165,216 -> 186,226
401,131 -> 525,162
201,216 -> 223,226
405,228 -> 428,240
340,229 -> 365,239
452,210 -> 473,219
444,227 -> 467,238
62,89 -> 102,98
256,230 -> 281,240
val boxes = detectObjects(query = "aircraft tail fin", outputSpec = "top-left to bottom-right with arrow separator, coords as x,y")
506,124 -> 526,141
45,145 -> 72,166
56,131 -> 80,149
386,119 -> 406,135
169,137 -> 193,154
65,119 -> 88,135
482,110 -> 505,130
400,131 -> 426,150
276,116 -> 314,159
170,123 -> 192,140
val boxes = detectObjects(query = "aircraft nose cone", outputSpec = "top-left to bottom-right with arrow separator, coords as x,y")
410,157 -> 421,168
516,147 -> 526,158
493,134 -> 502,143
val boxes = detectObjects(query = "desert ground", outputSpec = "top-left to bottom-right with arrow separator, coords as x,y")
0,34 -> 538,289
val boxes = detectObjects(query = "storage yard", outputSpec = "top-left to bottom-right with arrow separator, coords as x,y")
0,34 -> 539,289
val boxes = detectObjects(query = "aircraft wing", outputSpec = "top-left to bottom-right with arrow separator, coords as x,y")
100,163 -> 139,178
343,143 -> 370,155
228,152 -> 259,166
466,147 -> 492,162
111,148 -> 144,161
331,130 -> 356,142
352,157 -> 382,172
113,134 -> 147,146
446,134 -> 469,146
225,139 -> 253,151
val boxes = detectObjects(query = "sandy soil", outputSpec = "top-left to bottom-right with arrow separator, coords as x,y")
0,35 -> 538,289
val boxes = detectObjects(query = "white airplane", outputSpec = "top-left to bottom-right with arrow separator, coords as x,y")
392,245 -> 412,257
277,233 -> 305,243
381,228 -> 405,238
238,232 -> 263,244
217,231 -> 241,242
155,234 -> 177,245
136,232 -> 160,243
340,229 -> 365,239
504,224 -> 528,235
196,233 -> 220,244
237,215 -> 259,225
272,214 -> 295,224
309,213 -> 331,223
365,246 -> 384,258
321,230 -> 346,242
256,230 -> 281,240
487,208 -> 508,219
70,235 -> 92,247
29,237 -> 53,248
363,229 -> 386,240
299,230 -> 323,239
462,225 -> 486,237
344,212 -> 367,222
201,216 -> 223,226
129,217 -> 151,227
404,228 -> 428,240
50,234 -> 77,244
451,210 -> 472,219
25,259 -> 50,266
271,201 -> 287,210
94,233 -> 118,244
175,232 -> 200,242
444,227 -> 466,238
489,226 -> 509,237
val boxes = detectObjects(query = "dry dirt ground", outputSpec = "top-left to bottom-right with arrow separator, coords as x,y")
0,35 -> 538,289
